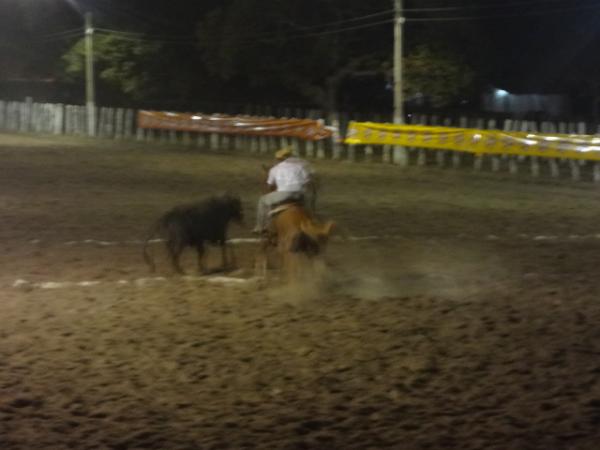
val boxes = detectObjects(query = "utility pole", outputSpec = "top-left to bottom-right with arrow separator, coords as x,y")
393,0 -> 408,166
85,12 -> 96,137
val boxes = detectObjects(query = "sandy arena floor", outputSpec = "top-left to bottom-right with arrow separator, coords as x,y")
1,133 -> 600,449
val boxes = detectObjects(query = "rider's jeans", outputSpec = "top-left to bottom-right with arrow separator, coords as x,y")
255,190 -> 303,231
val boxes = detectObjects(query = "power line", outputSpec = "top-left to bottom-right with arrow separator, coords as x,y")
40,27 -> 84,38
94,29 -> 196,45
282,18 -> 394,40
95,27 -> 194,41
205,1 -> 600,43
96,8 -> 396,42
93,0 -> 182,30
31,1 -> 600,47
285,8 -> 394,32
33,30 -> 84,44
406,2 -> 600,22
404,0 -> 593,13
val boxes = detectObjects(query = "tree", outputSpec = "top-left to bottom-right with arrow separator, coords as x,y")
61,33 -> 163,102
196,0 -> 394,113
195,0 -> 480,113
403,44 -> 475,108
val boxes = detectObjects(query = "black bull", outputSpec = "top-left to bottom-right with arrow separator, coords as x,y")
143,194 -> 243,274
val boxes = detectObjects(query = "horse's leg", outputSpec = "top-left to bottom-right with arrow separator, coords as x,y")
255,235 -> 273,279
256,245 -> 267,279
284,252 -> 302,283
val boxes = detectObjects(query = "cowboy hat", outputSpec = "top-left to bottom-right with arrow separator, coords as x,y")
275,147 -> 293,160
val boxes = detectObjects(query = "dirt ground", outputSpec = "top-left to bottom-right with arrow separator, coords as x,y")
1,133 -> 600,450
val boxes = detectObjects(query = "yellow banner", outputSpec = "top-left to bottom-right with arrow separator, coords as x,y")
345,121 -> 600,161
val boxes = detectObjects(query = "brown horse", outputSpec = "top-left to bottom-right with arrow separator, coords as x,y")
257,203 -> 335,279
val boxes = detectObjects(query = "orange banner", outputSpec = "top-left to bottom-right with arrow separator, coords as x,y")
137,110 -> 333,141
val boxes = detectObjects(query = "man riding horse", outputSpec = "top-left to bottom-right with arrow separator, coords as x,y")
253,147 -> 334,278
253,147 -> 316,235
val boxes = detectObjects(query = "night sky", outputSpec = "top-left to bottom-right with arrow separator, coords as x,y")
1,0 -> 600,112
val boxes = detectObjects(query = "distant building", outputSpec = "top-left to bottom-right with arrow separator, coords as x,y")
482,87 -> 570,119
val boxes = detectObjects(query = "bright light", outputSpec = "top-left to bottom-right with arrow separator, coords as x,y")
495,89 -> 509,98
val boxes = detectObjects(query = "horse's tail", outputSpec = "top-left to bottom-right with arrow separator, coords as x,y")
299,219 -> 335,240
290,219 -> 335,254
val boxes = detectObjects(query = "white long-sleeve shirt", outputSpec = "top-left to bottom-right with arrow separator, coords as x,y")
267,157 -> 313,192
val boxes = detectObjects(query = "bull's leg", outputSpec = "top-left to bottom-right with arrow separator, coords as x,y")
223,243 -> 237,271
195,243 -> 206,274
219,243 -> 228,271
167,239 -> 185,274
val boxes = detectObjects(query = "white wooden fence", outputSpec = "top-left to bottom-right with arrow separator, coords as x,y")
1,98 -> 598,182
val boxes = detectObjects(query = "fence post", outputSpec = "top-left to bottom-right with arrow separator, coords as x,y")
40,103 -> 49,133
33,103 -> 41,133
364,145 -> 373,162
94,107 -> 103,137
249,135 -> 259,153
19,100 -> 29,132
542,122 -> 559,178
114,108 -> 124,139
182,131 -> 192,146
382,145 -> 392,164
12,102 -> 20,131
593,162 -> 600,183
409,114 -> 423,166
169,130 -> 177,144
485,119 -> 498,172
72,105 -> 79,135
64,105 -> 72,135
136,126 -> 144,141
454,117 -> 466,169
82,106 -> 92,136
566,124 -> 580,181
314,119 -> 325,159
0,100 -> 5,130
305,139 -> 315,158
106,107 -> 115,138
197,132 -> 206,148
330,114 -> 343,160
258,136 -> 269,154
221,134 -> 230,149
528,121 -> 540,178
41,104 -> 50,133
292,138 -> 301,156
577,122 -> 588,168
234,135 -> 244,151
347,144 -> 356,162
502,119 -> 516,174
30,102 -> 40,133
124,109 -> 134,139
74,105 -> 81,135
305,111 -> 317,159
569,160 -> 581,181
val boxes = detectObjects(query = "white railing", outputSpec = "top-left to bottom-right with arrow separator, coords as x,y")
1,98 -> 598,182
